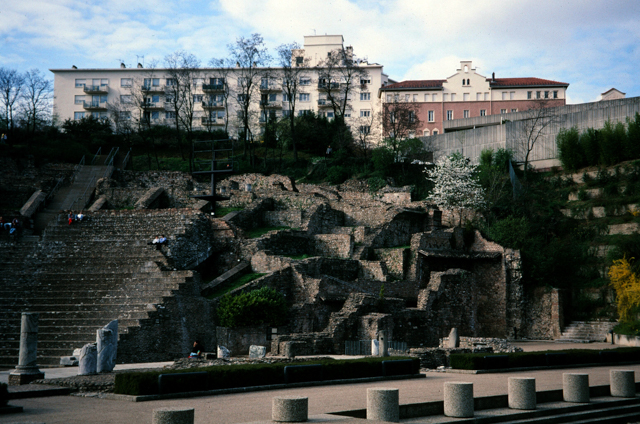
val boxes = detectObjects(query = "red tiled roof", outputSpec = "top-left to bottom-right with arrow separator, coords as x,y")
381,80 -> 445,90
489,77 -> 569,87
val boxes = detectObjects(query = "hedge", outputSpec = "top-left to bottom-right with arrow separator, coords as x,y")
113,357 -> 420,395
449,348 -> 640,370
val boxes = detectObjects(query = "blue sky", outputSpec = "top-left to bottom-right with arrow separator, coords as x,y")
2,0 -> 639,104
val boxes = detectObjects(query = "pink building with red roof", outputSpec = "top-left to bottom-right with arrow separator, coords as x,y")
378,60 -> 569,136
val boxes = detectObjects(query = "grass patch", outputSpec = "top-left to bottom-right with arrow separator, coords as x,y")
245,226 -> 290,239
215,207 -> 243,217
206,273 -> 265,299
284,254 -> 311,260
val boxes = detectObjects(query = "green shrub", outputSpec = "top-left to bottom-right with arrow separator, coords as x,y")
367,177 -> 386,193
217,287 -> 288,328
327,166 -> 348,184
557,127 -> 584,172
114,357 -> 418,395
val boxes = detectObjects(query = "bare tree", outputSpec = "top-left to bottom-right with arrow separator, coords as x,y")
227,34 -> 271,160
381,97 -> 422,161
316,47 -> 368,119
0,67 -> 24,134
206,58 -> 234,134
20,69 -> 52,135
514,98 -> 557,180
276,42 -> 309,162
164,51 -> 201,163
353,98 -> 381,157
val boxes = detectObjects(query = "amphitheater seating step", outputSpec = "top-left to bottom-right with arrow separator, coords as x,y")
557,321 -> 617,342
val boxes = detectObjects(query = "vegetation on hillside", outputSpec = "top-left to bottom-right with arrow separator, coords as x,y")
217,287 -> 288,328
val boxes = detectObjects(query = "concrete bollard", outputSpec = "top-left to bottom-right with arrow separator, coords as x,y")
563,373 -> 589,403
610,370 -> 636,398
367,388 -> 399,422
508,377 -> 536,410
444,382 -> 474,418
152,407 -> 194,424
272,396 -> 308,422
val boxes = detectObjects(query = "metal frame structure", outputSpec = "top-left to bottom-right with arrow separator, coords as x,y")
191,138 -> 234,208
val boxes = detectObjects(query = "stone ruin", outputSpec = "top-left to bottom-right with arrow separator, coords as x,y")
0,166 -> 563,365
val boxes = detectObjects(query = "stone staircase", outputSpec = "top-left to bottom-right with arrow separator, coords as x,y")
557,321 -> 617,343
33,164 -> 113,234
0,209 -> 214,367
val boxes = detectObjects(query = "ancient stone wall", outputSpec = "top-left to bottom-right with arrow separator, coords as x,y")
221,173 -> 297,192
312,234 -> 353,258
374,248 -> 410,280
521,286 -> 564,339
216,326 -> 269,356
263,210 -> 302,228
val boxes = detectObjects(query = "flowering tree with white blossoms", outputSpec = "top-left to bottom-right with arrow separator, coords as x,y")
425,152 -> 486,226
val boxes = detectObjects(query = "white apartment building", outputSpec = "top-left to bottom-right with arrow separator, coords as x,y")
50,35 -> 389,140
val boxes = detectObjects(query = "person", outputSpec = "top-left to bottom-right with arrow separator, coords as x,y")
68,212 -> 73,225
325,145 -> 332,158
0,133 -> 6,144
76,212 -> 84,222
189,340 -> 204,358
148,235 -> 160,246
158,235 -> 167,245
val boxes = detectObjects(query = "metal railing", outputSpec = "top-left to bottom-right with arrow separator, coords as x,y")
344,340 -> 408,356
104,147 -> 119,167
70,175 -> 96,211
121,148 -> 132,170
91,147 -> 102,165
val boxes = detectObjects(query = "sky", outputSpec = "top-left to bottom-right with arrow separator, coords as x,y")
1,0 -> 639,104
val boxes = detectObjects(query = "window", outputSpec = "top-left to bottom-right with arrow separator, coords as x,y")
359,125 -> 371,135
327,112 -> 334,118
536,91 -> 541,99
299,93 -> 310,102
237,94 -> 247,102
451,93 -> 456,101
151,111 -> 159,120
405,94 -> 410,102
297,109 -> 311,116
387,94 -> 392,102
463,93 -> 469,101
360,77 -> 370,85
360,92 -> 371,101
476,93 -> 482,101
268,93 -> 277,102
165,111 -> 176,119
74,95 -> 85,104
151,95 -> 160,103
480,109 -> 486,116
432,94 -> 437,102
75,79 -> 86,88
119,111 -> 131,120
344,112 -> 351,117
433,130 -> 438,135
463,110 -> 470,118
295,56 -> 304,66
216,110 -> 225,120
100,79 -> 109,86
544,91 -> 549,99
282,93 -> 290,102
413,94 -> 418,102
360,110 -> 371,117
193,78 -> 203,86
446,110 -> 453,120
282,110 -> 292,117
424,94 -> 429,102
511,108 -> 518,113
120,95 -> 132,103
484,93 -> 489,101
120,78 -> 132,87
553,90 -> 558,99
299,77 -> 311,86
428,110 -> 434,122
501,109 -> 507,114
443,93 -> 449,101
74,112 -> 85,120
502,92 -> 507,100
467,79 -> 470,85
409,111 -> 415,122
193,94 -> 203,103
462,79 -> 465,86
510,91 -> 515,100
527,91 -> 532,99
423,129 -> 430,136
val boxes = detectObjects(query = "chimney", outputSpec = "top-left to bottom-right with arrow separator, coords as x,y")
72,65 -> 77,69
492,72 -> 495,81
120,63 -> 126,69
137,63 -> 143,68
236,62 -> 240,68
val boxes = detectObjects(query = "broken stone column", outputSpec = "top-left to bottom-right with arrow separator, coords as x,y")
78,343 -> 97,376
96,320 -> 118,373
9,313 -> 44,385
447,328 -> 459,348
217,345 -> 230,358
371,339 -> 380,356
249,345 -> 266,358
378,331 -> 388,357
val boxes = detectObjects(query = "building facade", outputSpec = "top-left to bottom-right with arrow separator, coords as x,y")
379,61 -> 569,136
50,35 -> 389,141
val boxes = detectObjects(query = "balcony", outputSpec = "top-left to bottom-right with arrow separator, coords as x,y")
317,99 -> 332,108
259,81 -> 280,92
318,82 -> 340,91
141,84 -> 165,93
83,85 -> 108,94
202,101 -> 225,110
202,84 -> 225,93
201,117 -> 225,126
260,100 -> 282,109
82,101 -> 107,110
142,102 -> 165,110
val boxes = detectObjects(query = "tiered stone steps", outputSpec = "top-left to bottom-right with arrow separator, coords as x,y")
557,321 -> 617,343
0,209 -> 205,367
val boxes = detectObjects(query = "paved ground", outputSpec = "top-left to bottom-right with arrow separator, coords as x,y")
1,342 -> 636,424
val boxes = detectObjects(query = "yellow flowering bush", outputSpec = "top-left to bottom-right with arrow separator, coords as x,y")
609,257 -> 640,322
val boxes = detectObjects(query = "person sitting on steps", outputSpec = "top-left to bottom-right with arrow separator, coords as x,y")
189,340 -> 204,358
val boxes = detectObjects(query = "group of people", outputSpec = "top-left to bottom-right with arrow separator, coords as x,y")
67,211 -> 84,225
148,234 -> 167,249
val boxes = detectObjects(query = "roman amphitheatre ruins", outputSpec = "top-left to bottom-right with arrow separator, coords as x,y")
0,157 -> 567,367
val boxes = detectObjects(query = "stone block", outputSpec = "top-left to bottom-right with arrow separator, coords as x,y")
508,377 -> 536,410
610,370 -> 635,398
249,345 -> 266,358
88,196 -> 108,212
60,356 -> 78,366
444,382 -> 474,418
19,190 -> 47,218
152,407 -> 194,424
447,328 -> 459,348
367,388 -> 399,422
134,187 -> 165,209
272,396 -> 308,422
217,345 -> 230,358
78,343 -> 97,376
563,373 -> 589,403
97,320 -> 118,373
